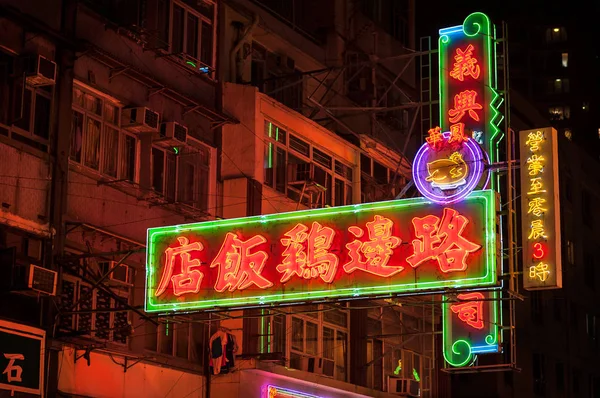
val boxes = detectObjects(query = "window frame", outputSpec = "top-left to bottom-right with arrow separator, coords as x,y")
11,85 -> 52,147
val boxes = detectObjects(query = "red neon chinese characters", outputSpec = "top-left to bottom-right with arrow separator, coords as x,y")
448,90 -> 482,123
278,222 -> 338,283
156,236 -> 204,297
449,44 -> 480,81
343,215 -> 403,277
406,208 -> 481,272
426,126 -> 444,149
450,292 -> 484,329
210,232 -> 273,292
448,123 -> 469,145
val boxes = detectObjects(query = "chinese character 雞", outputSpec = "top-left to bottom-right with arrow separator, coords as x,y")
449,44 -> 481,82
527,197 -> 547,217
448,90 -> 483,123
529,262 -> 550,282
525,130 -> 545,152
211,233 -> 273,292
450,292 -> 484,329
527,155 -> 545,176
2,353 -> 24,383
344,215 -> 403,277
277,222 -> 339,283
407,208 -> 481,273
155,236 -> 204,297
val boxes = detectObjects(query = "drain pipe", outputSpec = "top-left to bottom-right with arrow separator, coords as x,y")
230,14 -> 259,82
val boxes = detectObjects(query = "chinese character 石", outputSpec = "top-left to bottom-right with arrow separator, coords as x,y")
343,215 -> 403,277
155,236 -> 204,297
529,262 -> 550,282
527,154 -> 545,176
426,126 -> 444,149
211,232 -> 273,292
2,353 -> 24,383
448,123 -> 469,145
525,130 -> 545,152
450,292 -> 484,329
528,177 -> 546,195
407,208 -> 481,273
449,44 -> 481,82
448,90 -> 483,123
277,222 -> 339,283
527,197 -> 547,217
528,219 -> 547,240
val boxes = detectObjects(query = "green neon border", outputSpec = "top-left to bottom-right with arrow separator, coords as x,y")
442,289 -> 500,367
145,190 -> 497,313
439,12 -> 503,189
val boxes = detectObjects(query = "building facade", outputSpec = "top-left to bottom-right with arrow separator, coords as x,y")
0,1 -> 438,398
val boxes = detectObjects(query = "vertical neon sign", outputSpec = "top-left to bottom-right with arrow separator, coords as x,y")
439,12 -> 503,175
519,127 -> 562,290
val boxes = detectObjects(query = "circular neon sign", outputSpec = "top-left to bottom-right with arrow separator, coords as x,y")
413,130 -> 485,204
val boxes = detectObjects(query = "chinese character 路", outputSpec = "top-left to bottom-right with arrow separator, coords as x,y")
277,222 -> 339,283
155,236 -> 204,297
211,233 -> 273,292
407,208 -> 481,273
343,215 -> 403,277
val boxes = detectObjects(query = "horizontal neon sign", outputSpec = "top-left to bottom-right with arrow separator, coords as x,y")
145,190 -> 497,312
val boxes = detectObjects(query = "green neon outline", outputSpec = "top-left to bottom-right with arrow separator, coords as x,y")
442,289 -> 499,367
145,190 -> 497,312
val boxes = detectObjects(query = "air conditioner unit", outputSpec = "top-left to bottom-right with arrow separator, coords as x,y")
156,121 -> 188,147
298,356 -> 335,377
24,54 -> 57,86
99,261 -> 132,286
27,264 -> 57,296
277,54 -> 295,72
122,107 -> 160,133
387,376 -> 421,397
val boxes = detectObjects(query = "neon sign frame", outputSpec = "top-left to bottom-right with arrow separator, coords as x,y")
145,190 -> 497,313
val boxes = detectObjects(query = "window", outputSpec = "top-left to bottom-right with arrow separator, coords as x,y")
532,353 -> 546,395
360,155 -> 406,202
586,314 -> 598,343
546,27 -> 567,42
548,78 -> 569,94
556,362 -> 565,391
169,0 -> 216,69
143,318 -> 208,365
548,106 -> 570,121
584,253 -> 595,289
566,240 -> 575,264
582,190 -> 593,227
264,120 -> 353,208
360,0 -> 410,45
70,85 -> 138,182
562,53 -> 568,67
11,85 -> 52,150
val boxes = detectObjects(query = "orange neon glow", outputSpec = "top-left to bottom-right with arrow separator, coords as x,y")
527,155 -> 545,176
527,177 -> 546,195
449,44 -> 481,81
278,222 -> 339,283
525,130 -> 545,152
343,215 -> 403,277
528,219 -> 547,240
407,208 -> 481,272
527,197 -> 547,217
156,236 -> 204,297
448,123 -> 469,145
450,292 -> 484,329
426,126 -> 444,149
529,262 -> 550,282
532,242 -> 546,260
448,90 -> 482,123
210,232 -> 273,292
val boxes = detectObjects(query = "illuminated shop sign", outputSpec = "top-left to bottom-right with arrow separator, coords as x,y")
442,290 -> 499,367
439,12 -> 502,166
264,385 -> 322,398
519,127 -> 561,290
145,190 -> 497,312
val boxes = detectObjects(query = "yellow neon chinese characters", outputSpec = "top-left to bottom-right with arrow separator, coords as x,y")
528,219 -> 547,240
529,262 -> 550,282
527,154 -> 545,176
525,130 -> 545,152
527,197 -> 547,217
528,177 -> 546,195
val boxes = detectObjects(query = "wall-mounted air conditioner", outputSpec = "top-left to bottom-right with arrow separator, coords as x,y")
387,376 -> 421,397
156,121 -> 188,147
24,54 -> 57,86
27,264 -> 57,296
298,356 -> 335,378
99,261 -> 133,286
122,107 -> 160,133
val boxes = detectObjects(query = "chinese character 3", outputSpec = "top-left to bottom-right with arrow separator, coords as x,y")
211,233 -> 273,292
448,90 -> 483,123
277,222 -> 339,283
450,292 -> 484,329
449,44 -> 481,81
156,236 -> 204,297
2,354 -> 24,383
407,208 -> 481,272
343,215 -> 403,277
